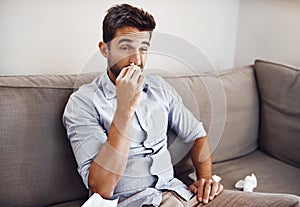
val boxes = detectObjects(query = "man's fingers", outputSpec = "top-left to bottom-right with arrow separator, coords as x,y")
117,66 -> 142,82
116,67 -> 129,80
197,179 -> 205,202
189,183 -> 198,194
202,179 -> 212,204
116,65 -> 136,81
209,181 -> 219,200
122,67 -> 136,80
216,183 -> 224,196
193,178 -> 224,204
131,69 -> 143,83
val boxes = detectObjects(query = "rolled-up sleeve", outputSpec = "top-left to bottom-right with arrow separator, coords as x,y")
164,80 -> 207,143
63,91 -> 107,188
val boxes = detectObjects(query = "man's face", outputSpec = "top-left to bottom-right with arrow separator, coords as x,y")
105,27 -> 151,76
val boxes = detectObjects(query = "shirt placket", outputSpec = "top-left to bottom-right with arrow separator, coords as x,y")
135,106 -> 155,155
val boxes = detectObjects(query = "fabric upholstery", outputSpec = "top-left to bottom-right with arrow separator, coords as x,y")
0,74 -> 98,207
166,66 -> 259,177
213,150 -> 300,195
254,60 -> 300,168
210,66 -> 259,162
48,199 -> 85,207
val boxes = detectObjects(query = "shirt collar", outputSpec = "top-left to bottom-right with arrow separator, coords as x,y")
98,69 -> 116,99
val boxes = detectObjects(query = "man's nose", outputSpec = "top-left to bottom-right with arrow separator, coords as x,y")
129,51 -> 142,66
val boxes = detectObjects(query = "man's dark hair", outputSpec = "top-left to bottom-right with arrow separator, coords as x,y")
102,4 -> 156,43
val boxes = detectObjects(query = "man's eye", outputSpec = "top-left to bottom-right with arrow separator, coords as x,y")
120,46 -> 130,51
140,47 -> 148,52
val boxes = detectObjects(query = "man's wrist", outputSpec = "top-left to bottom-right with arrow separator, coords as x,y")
115,107 -> 133,121
112,107 -> 134,138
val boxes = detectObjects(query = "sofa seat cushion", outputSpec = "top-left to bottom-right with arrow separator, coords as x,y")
213,150 -> 300,195
48,199 -> 85,207
254,60 -> 300,168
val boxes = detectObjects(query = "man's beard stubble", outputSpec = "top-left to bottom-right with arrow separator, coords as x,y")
108,60 -> 143,79
109,64 -> 121,79
108,59 -> 149,92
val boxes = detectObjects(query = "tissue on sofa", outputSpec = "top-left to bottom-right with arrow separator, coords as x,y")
235,173 -> 257,192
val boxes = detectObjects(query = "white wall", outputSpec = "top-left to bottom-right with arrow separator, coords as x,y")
235,0 -> 300,67
0,0 -> 240,75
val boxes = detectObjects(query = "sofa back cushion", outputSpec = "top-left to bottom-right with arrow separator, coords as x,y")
0,74 -> 96,207
254,60 -> 300,168
165,66 -> 259,177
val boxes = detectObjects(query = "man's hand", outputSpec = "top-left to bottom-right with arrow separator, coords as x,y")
115,65 -> 145,118
190,137 -> 224,204
189,178 -> 223,204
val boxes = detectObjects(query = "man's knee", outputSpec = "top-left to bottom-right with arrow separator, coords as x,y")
160,191 -> 186,207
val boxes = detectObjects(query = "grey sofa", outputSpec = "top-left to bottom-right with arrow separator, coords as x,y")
0,59 -> 299,206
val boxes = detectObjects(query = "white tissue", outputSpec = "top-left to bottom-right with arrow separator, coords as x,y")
212,175 -> 222,183
188,172 -> 222,183
81,193 -> 119,207
188,171 -> 197,181
234,173 -> 257,192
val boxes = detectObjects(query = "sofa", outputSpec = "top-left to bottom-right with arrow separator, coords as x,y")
0,59 -> 299,206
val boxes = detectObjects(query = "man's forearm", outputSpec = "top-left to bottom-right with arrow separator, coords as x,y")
88,110 -> 132,198
190,136 -> 212,179
189,136 -> 224,204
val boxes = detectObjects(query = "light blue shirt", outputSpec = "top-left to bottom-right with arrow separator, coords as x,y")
63,71 -> 207,207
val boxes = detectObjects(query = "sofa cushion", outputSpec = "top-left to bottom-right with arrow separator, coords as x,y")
164,66 -> 259,177
254,60 -> 300,168
48,199 -> 85,207
0,74 -> 98,207
211,66 -> 259,162
213,150 -> 300,194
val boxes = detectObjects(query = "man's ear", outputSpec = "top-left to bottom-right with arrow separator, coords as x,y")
99,42 -> 108,58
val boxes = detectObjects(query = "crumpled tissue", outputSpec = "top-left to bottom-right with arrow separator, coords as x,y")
234,173 -> 257,192
188,171 -> 222,183
81,193 -> 118,207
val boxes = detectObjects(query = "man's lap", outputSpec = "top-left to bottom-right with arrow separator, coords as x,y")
149,190 -> 300,207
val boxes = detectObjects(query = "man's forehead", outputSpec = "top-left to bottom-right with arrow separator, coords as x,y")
113,28 -> 151,43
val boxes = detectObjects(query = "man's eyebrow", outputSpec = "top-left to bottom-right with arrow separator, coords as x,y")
118,38 -> 150,46
141,41 -> 150,46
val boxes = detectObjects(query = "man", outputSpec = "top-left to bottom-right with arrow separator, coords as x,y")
63,4 -> 223,206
